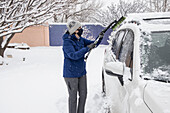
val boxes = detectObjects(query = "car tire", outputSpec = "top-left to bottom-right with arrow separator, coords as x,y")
102,69 -> 106,96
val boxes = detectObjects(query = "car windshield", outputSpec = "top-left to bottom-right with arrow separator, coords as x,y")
140,31 -> 170,82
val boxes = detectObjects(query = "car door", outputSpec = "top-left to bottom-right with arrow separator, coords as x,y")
103,29 -> 128,113
117,29 -> 134,113
104,29 -> 134,113
118,29 -> 153,113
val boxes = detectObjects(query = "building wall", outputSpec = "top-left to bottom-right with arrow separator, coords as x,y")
49,23 -> 112,46
9,23 -> 112,47
10,25 -> 49,47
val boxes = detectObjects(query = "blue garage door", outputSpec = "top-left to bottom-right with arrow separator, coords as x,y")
49,23 -> 112,46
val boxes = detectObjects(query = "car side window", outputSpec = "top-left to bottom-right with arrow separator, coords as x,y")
111,30 -> 126,56
118,30 -> 134,68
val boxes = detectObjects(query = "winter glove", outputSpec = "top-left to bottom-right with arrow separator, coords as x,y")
98,31 -> 104,40
87,43 -> 96,50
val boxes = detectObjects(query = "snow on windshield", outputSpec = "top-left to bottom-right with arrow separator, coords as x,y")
140,31 -> 170,82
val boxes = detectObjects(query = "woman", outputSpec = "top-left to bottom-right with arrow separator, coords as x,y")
62,20 -> 103,113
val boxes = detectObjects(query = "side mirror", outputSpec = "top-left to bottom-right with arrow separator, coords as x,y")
105,62 -> 133,86
104,62 -> 124,77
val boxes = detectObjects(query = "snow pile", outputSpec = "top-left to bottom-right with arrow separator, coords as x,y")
130,88 -> 143,107
8,43 -> 30,49
0,46 -> 111,113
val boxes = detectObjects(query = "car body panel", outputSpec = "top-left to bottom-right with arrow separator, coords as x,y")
144,81 -> 170,113
104,69 -> 128,113
102,13 -> 170,113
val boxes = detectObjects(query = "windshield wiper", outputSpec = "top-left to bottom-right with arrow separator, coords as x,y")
153,78 -> 170,83
141,75 -> 170,83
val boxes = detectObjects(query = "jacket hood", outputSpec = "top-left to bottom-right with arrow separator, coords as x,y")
63,32 -> 81,41
62,33 -> 70,40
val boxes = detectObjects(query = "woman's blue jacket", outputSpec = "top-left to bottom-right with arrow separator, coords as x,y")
62,32 -> 101,78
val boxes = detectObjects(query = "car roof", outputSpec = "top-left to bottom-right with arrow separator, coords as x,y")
127,12 -> 170,20
119,12 -> 170,32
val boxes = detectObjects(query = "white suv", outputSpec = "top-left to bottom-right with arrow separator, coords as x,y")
102,12 -> 170,113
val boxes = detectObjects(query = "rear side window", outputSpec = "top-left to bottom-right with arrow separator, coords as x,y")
112,30 -> 126,56
118,30 -> 134,68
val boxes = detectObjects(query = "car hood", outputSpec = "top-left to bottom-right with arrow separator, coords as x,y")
144,81 -> 170,113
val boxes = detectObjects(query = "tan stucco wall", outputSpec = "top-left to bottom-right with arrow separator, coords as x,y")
10,25 -> 49,47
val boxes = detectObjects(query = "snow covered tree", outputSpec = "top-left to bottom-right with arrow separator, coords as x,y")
92,0 -> 149,26
53,0 -> 102,23
147,0 -> 170,12
0,0 -> 68,57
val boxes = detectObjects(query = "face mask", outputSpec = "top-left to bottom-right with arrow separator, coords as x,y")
77,28 -> 83,37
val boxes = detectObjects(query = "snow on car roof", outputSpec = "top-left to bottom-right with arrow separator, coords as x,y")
121,12 -> 170,32
109,12 -> 170,43
141,23 -> 170,32
127,12 -> 170,20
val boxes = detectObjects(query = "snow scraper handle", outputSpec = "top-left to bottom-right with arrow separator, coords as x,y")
84,16 -> 126,61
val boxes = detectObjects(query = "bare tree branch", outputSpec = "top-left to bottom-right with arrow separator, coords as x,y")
0,0 -> 69,56
93,0 -> 149,26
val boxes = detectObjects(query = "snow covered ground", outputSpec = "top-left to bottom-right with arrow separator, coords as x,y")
0,46 -> 110,113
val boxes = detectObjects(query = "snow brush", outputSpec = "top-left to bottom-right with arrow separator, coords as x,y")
111,16 -> 126,31
84,16 -> 126,61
